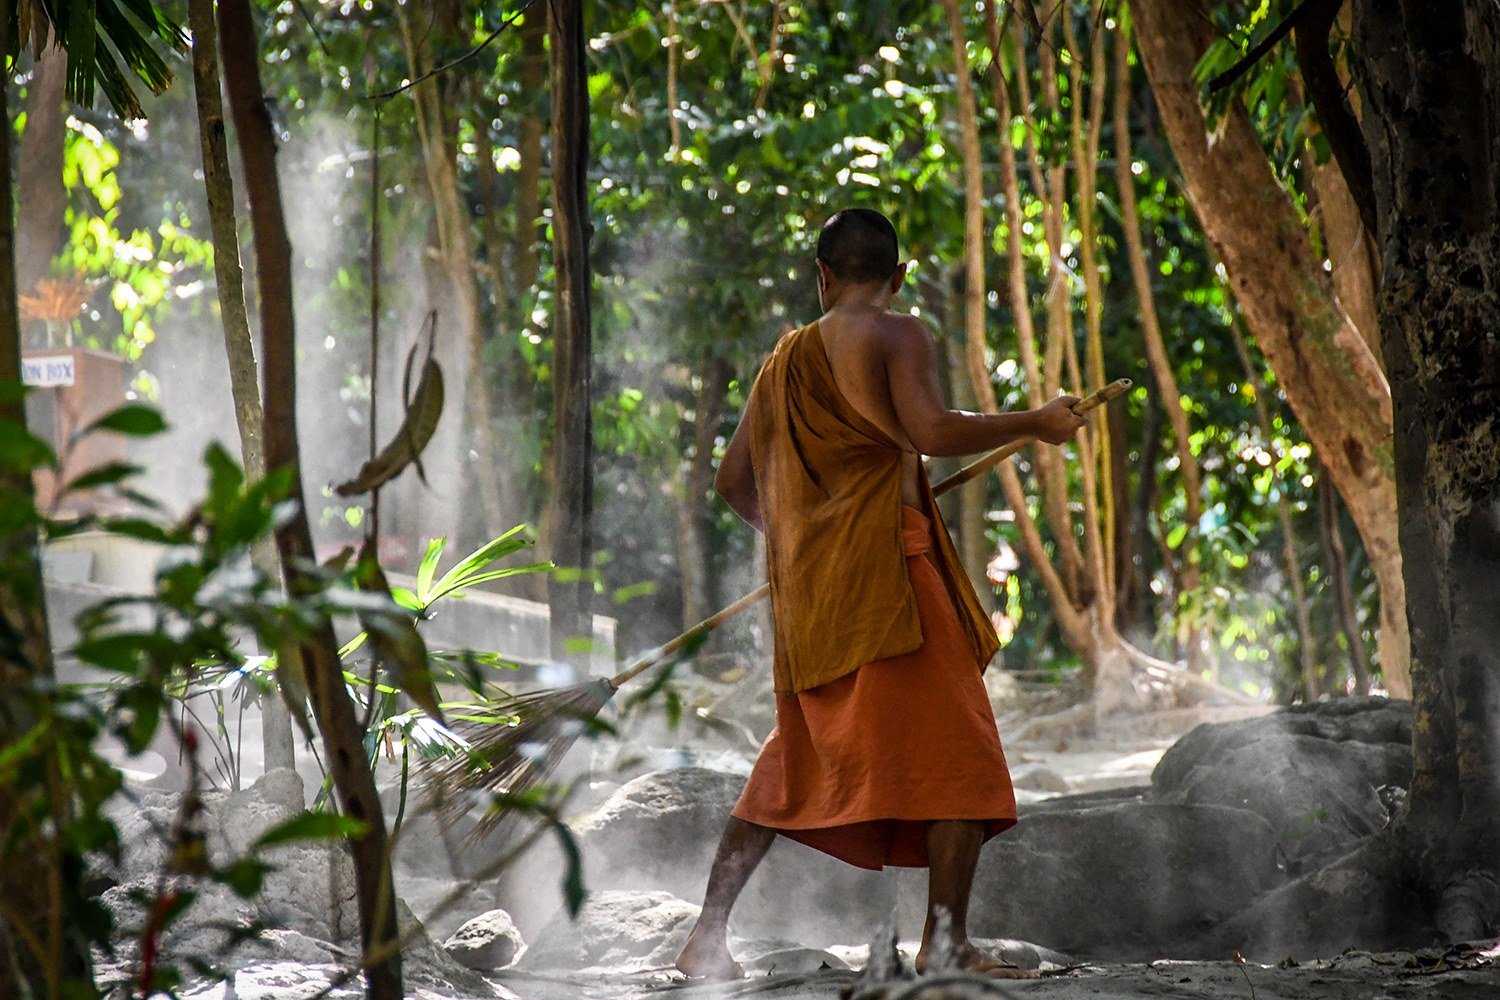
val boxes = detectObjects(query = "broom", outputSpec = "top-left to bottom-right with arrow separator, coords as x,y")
427,378 -> 1132,833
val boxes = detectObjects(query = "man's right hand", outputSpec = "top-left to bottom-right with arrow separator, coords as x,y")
1033,396 -> 1088,445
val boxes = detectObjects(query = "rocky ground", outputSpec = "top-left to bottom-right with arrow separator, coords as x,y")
92,694 -> 1500,998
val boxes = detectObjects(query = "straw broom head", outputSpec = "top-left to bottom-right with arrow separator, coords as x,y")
424,678 -> 617,839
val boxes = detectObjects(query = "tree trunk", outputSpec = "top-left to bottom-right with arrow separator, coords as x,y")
546,0 -> 595,663
1198,0 -> 1500,958
0,16 -> 91,989
16,38 -> 66,343
1350,0 -> 1500,938
679,359 -> 728,629
515,3 -> 547,305
1131,0 -> 1410,698
397,9 -> 506,546
216,4 -> 403,994
1231,322 -> 1319,701
1318,465 -> 1371,695
513,5 -> 550,602
471,99 -> 528,540
186,0 -> 294,774
1114,15 -> 1203,608
1310,153 -> 1383,368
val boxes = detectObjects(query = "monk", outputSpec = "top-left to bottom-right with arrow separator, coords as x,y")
674,208 -> 1086,981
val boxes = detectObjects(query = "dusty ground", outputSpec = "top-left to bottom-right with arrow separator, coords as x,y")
490,949 -> 1500,1000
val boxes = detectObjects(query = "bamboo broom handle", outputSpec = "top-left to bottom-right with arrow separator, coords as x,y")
607,378 -> 1133,690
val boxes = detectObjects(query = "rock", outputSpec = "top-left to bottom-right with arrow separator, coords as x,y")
968,800 -> 1284,959
741,946 -> 850,974
968,937 -> 1074,970
1152,697 -> 1412,872
385,806 -> 461,882
1009,763 -> 1071,794
100,876 -> 258,965
395,898 -> 501,996
570,767 -> 898,946
399,874 -> 500,942
573,768 -> 742,876
519,889 -> 699,972
443,908 -> 526,971
218,768 -> 305,855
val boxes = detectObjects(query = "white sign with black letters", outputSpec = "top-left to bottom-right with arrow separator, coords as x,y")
21,355 -> 75,387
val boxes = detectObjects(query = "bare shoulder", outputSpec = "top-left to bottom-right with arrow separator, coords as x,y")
870,312 -> 937,362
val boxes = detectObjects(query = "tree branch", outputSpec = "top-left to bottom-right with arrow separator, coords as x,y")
1293,0 -> 1379,242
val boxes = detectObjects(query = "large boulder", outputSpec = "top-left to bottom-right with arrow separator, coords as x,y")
967,798 -> 1285,959
570,767 -> 898,946
518,889 -> 699,972
1152,697 -> 1411,873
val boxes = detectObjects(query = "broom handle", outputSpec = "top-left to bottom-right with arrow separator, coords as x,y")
607,378 -> 1133,690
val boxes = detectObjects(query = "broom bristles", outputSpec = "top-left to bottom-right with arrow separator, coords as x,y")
423,678 -> 617,840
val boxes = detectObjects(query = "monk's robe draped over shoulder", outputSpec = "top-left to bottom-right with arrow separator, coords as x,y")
747,321 -> 1000,693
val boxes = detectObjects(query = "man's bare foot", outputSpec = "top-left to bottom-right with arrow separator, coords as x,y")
674,927 -> 746,981
914,941 -> 1040,980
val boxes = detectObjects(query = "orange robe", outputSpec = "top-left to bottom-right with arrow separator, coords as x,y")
732,323 -> 1018,870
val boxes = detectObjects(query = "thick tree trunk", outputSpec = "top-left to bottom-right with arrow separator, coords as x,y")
216,4 -> 403,994
187,0 -> 293,774
1195,0 -> 1500,959
16,39 -> 66,342
1350,0 -> 1500,939
1130,0 -> 1409,697
0,18 -> 90,988
546,0 -> 595,662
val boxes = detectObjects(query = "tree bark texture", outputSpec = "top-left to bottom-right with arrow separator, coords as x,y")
1130,0 -> 1410,697
547,0 -> 596,662
16,38 -> 67,342
186,0 -> 293,773
1196,0 -> 1500,959
0,15 -> 89,989
1349,0 -> 1500,940
216,3 -> 403,994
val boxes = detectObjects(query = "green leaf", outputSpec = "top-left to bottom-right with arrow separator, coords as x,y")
60,461 -> 143,495
218,859 -> 270,898
431,561 -> 552,600
80,403 -> 167,438
431,526 -> 529,597
416,537 -> 446,602
252,811 -> 369,851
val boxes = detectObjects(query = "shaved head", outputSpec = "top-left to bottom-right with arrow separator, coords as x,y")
816,208 -> 900,285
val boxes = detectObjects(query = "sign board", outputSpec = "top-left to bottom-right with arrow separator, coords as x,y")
22,355 -> 76,387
